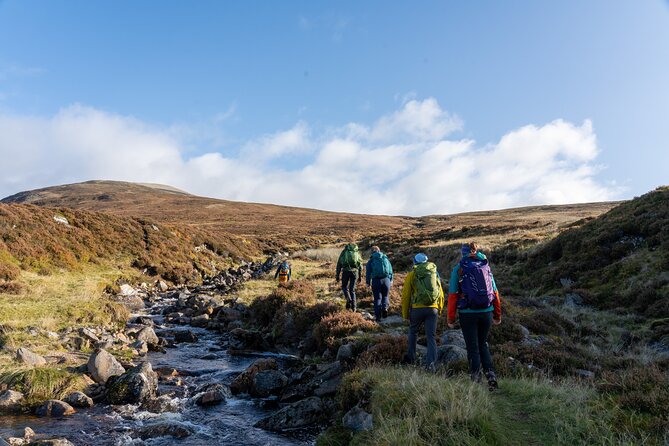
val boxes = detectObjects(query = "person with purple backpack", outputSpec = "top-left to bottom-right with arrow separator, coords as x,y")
447,242 -> 502,390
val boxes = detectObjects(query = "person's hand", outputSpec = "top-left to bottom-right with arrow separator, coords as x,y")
493,318 -> 501,326
447,322 -> 456,329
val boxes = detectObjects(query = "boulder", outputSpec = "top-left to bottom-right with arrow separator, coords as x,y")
174,330 -> 198,343
87,349 -> 126,384
229,328 -> 264,350
16,348 -> 47,367
193,384 -> 228,406
157,280 -> 169,292
255,396 -> 325,431
440,330 -> 466,350
230,358 -> 278,395
436,344 -> 467,366
35,400 -> 76,417
342,405 -> 373,432
251,370 -> 288,397
336,343 -> 354,361
0,389 -> 24,413
106,362 -> 158,404
78,328 -> 99,343
565,293 -> 584,308
133,316 -> 154,326
136,327 -> 159,345
142,395 -> 181,413
190,314 -> 210,328
379,315 -> 404,327
130,340 -> 149,355
119,284 -> 137,296
27,440 -> 75,446
63,391 -> 94,408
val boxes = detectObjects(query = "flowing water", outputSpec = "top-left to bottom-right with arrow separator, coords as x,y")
0,298 -> 316,445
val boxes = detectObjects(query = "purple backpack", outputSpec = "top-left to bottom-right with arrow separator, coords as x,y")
458,257 -> 495,309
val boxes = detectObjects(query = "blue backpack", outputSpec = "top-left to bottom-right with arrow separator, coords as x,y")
458,257 -> 495,309
370,252 -> 392,279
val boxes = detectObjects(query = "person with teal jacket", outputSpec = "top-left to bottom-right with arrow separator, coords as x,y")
365,246 -> 393,322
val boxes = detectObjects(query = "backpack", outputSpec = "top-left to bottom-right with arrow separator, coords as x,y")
279,262 -> 290,274
412,262 -> 440,306
340,244 -> 360,270
458,257 -> 495,309
370,252 -> 392,279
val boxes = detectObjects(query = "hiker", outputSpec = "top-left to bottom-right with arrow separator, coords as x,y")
365,246 -> 393,322
274,259 -> 292,283
447,242 -> 501,390
336,243 -> 363,311
401,253 -> 444,370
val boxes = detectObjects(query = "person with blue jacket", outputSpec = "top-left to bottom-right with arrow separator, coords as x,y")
365,246 -> 393,322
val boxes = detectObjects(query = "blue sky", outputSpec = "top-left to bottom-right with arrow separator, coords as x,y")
1,1 -> 668,215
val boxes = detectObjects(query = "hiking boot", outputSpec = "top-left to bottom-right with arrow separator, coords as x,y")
345,300 -> 351,310
381,307 -> 388,318
471,371 -> 483,384
486,371 -> 498,392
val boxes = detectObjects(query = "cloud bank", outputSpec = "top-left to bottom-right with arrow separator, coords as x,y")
0,99 -> 618,216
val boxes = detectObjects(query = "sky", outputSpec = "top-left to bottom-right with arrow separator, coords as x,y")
0,1 -> 668,216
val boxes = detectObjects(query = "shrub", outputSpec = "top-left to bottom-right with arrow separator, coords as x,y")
519,309 -> 576,336
313,312 -> 379,351
356,335 -> 407,367
598,366 -> 669,417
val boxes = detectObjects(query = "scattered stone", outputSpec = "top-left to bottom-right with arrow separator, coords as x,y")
16,348 -> 47,367
559,278 -> 575,288
229,328 -> 265,350
35,400 -> 76,417
53,215 -> 69,226
131,340 -> 149,355
190,314 -> 210,328
0,389 -> 24,413
576,369 -> 595,379
157,280 -> 169,292
230,358 -> 278,395
342,405 -> 373,432
379,315 -> 404,326
87,349 -> 126,384
27,440 -> 75,446
106,362 -> 158,404
119,284 -> 137,296
133,316 -> 154,326
336,343 -> 354,361
78,328 -> 99,343
136,326 -> 159,345
142,395 -> 181,413
174,330 -> 198,343
255,396 -> 325,431
63,391 -> 93,408
440,330 -> 466,350
565,293 -> 584,308
251,370 -> 288,397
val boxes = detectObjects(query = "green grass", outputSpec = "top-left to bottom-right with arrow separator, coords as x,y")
321,367 -> 647,446
0,365 -> 88,407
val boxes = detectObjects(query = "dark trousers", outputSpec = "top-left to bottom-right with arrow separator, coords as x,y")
341,270 -> 358,307
371,277 -> 391,320
406,307 -> 438,367
459,311 -> 495,378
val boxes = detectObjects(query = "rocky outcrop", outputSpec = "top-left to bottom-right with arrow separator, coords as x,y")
255,396 -> 326,431
87,349 -> 126,384
106,362 -> 158,404
35,400 -> 76,417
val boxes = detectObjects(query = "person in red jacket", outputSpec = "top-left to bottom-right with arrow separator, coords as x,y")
447,242 -> 501,390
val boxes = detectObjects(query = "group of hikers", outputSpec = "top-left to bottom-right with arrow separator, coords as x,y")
274,241 -> 501,390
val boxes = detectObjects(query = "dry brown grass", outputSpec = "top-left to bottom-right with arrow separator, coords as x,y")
313,312 -> 380,351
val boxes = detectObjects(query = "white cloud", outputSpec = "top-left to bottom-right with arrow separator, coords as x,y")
0,98 -> 620,215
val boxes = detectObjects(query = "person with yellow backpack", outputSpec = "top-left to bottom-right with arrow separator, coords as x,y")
274,260 -> 292,283
401,253 -> 444,370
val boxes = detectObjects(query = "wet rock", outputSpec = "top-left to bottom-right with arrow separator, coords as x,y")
174,330 -> 198,343
106,362 -> 158,404
35,400 -> 76,417
251,370 -> 288,397
193,383 -> 228,406
230,358 -> 278,395
63,391 -> 93,408
87,349 -> 126,384
135,423 -> 192,440
133,316 -> 154,326
27,439 -> 76,446
229,328 -> 265,350
136,326 -> 159,345
440,330 -> 466,350
336,343 -> 354,361
255,396 -> 325,431
16,348 -> 47,367
190,314 -> 210,328
342,405 -> 373,432
436,344 -> 467,366
142,395 -> 181,413
0,389 -> 24,413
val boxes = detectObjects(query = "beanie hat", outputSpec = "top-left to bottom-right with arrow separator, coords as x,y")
461,244 -> 471,257
413,253 -> 428,264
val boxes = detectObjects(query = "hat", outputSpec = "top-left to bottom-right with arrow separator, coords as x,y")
413,253 -> 428,264
461,244 -> 471,257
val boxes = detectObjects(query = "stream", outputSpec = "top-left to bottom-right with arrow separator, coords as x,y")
0,290 -> 316,445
